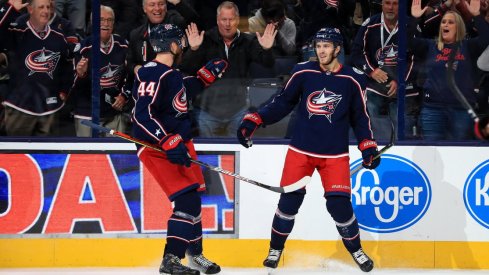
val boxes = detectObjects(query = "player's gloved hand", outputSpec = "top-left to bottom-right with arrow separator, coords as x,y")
197,58 -> 229,87
159,134 -> 191,167
475,116 -> 489,141
237,113 -> 263,148
358,139 -> 381,169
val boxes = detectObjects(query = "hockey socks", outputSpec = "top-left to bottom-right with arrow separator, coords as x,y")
326,196 -> 361,253
269,192 -> 304,250
166,191 -> 201,258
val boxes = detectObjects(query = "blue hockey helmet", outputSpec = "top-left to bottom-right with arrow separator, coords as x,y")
313,27 -> 343,46
149,24 -> 185,53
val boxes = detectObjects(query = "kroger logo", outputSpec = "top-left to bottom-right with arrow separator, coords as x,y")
351,154 -> 431,233
463,160 -> 489,229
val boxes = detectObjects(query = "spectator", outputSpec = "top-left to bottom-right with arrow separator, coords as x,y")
248,0 -> 297,56
351,0 -> 419,141
100,0 -> 142,40
126,0 -> 199,88
181,1 -> 277,137
16,0 -> 79,57
410,0 -> 489,140
1,0 -> 72,136
54,0 -> 86,37
296,0 -> 355,61
71,5 -> 131,137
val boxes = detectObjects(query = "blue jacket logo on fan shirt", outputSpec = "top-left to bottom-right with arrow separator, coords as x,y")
351,154 -> 431,233
25,48 -> 60,79
463,160 -> 489,229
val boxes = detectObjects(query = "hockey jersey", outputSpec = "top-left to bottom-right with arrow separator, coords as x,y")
351,13 -> 415,97
258,61 -> 373,157
2,13 -> 72,115
71,34 -> 129,119
131,61 -> 204,144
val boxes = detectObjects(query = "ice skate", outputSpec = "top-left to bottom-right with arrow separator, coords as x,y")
263,248 -> 283,269
350,248 -> 374,272
187,253 -> 221,274
159,253 -> 200,275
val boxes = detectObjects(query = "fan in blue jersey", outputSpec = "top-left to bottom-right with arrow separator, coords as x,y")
0,0 -> 73,136
131,23 -> 227,275
237,27 -> 379,272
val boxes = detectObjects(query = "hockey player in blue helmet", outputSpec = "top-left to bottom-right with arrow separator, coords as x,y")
313,27 -> 343,65
237,26 -> 377,273
132,23 -> 227,275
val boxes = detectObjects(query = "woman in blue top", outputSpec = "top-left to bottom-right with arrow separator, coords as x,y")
410,0 -> 489,140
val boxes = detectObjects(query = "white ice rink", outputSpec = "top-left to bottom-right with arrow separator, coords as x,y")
0,266 -> 487,275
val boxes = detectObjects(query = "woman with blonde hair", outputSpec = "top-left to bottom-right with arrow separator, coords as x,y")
409,0 -> 489,140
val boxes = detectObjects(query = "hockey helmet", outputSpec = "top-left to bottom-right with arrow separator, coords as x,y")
149,23 -> 185,53
313,27 -> 343,46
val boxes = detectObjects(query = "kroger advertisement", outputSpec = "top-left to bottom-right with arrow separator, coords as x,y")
0,142 -> 489,242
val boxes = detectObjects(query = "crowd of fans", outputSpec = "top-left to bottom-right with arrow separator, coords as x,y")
0,0 -> 488,141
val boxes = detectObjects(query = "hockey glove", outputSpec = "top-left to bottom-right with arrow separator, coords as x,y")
475,116 -> 489,141
197,58 -> 229,87
237,113 -> 263,148
358,139 -> 381,169
159,134 -> 191,167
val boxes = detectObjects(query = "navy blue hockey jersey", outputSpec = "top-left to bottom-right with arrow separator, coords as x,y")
2,15 -> 72,115
258,61 -> 373,156
131,61 -> 204,144
351,13 -> 415,97
71,34 -> 129,119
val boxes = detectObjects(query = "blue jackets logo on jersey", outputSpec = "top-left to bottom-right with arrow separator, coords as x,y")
100,63 -> 123,88
306,89 -> 342,122
172,88 -> 188,116
375,44 -> 397,67
463,160 -> 489,229
351,155 -> 432,233
25,48 -> 60,79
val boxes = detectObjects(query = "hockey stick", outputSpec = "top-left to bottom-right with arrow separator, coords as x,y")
446,43 -> 479,121
350,116 -> 395,176
446,43 -> 487,140
80,120 -> 310,193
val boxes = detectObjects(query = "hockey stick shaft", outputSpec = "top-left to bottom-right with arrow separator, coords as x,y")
80,120 -> 309,193
446,46 -> 479,122
350,115 -> 396,176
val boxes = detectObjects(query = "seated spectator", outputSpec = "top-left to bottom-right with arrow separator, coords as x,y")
248,0 -> 297,56
351,0 -> 419,141
410,0 -> 489,140
1,0 -> 73,137
180,1 -> 277,137
71,5 -> 131,137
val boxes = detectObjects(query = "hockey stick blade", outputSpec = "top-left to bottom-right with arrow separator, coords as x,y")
80,119 -> 308,193
350,116 -> 395,176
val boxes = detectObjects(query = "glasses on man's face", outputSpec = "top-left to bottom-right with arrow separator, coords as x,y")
100,18 -> 114,24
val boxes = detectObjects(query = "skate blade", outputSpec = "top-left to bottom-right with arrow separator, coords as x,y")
266,267 -> 276,275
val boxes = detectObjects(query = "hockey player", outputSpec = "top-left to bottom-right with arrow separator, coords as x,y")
237,27 -> 379,272
132,23 -> 228,275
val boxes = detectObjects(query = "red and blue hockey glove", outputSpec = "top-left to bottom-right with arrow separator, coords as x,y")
159,134 -> 191,167
197,58 -> 228,87
475,116 -> 489,141
237,113 -> 263,148
358,139 -> 381,169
